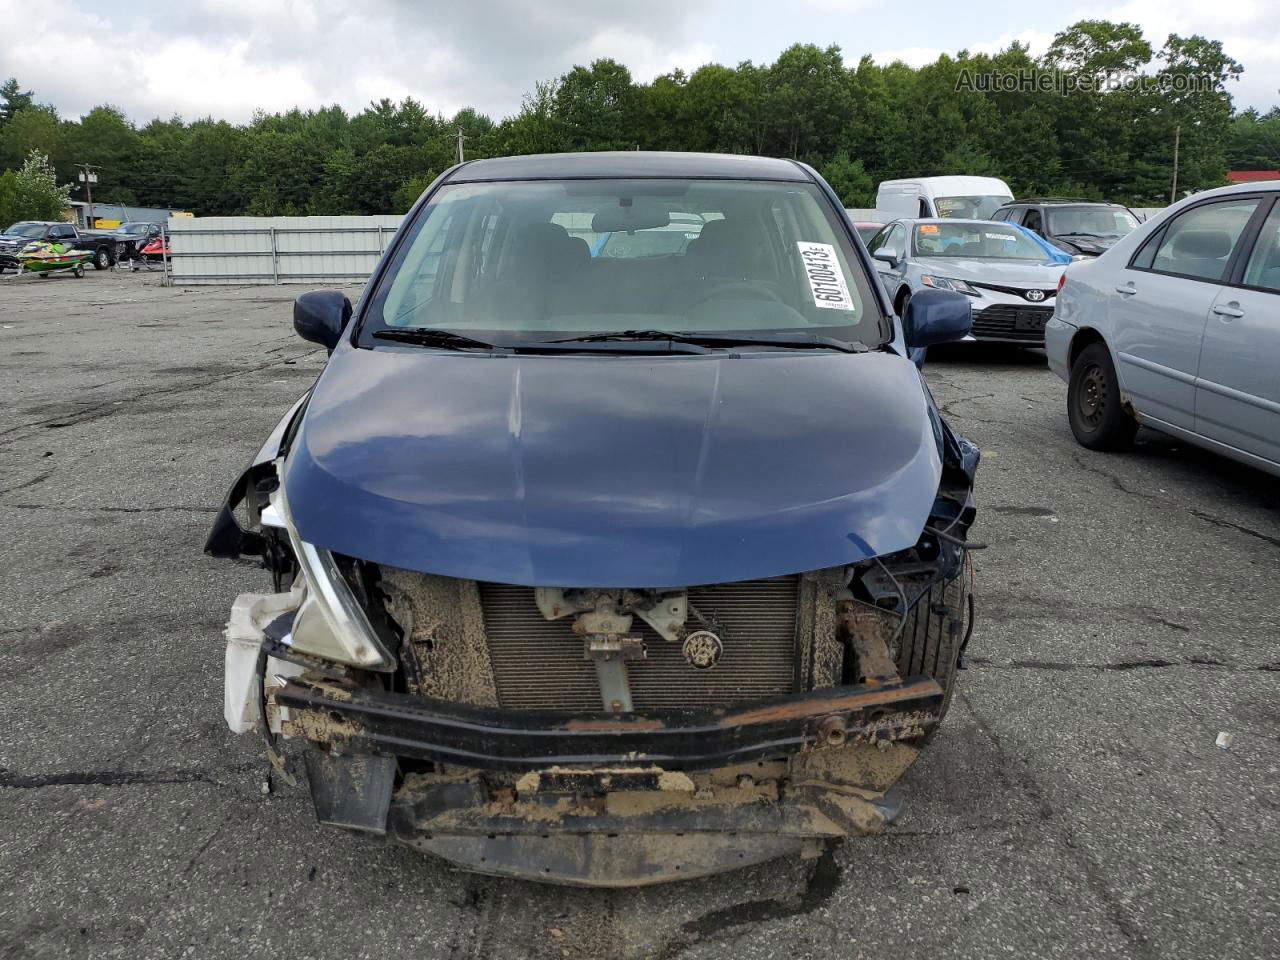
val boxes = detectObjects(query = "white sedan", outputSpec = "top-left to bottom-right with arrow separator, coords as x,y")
1046,182 -> 1280,476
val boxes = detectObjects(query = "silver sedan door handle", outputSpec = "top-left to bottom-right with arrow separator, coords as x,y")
1212,302 -> 1244,318
1115,283 -> 1137,296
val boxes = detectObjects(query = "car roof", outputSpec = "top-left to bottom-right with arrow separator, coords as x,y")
446,151 -> 810,183
890,218 -> 1006,227
878,175 -> 1010,193
1176,180 -> 1280,199
1004,198 -> 1123,207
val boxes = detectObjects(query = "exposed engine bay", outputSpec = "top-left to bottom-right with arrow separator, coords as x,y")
206,403 -> 979,886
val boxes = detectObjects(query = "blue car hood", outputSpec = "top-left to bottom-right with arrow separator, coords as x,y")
283,342 -> 942,587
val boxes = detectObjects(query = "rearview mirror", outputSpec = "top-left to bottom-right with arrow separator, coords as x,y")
873,249 -> 899,268
591,200 -> 670,234
903,289 -> 972,350
294,290 -> 352,351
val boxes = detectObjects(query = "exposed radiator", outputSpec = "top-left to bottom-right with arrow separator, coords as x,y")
479,578 -> 801,712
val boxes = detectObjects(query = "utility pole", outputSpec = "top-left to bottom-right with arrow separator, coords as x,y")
76,163 -> 99,226
454,128 -> 467,164
1170,125 -> 1180,205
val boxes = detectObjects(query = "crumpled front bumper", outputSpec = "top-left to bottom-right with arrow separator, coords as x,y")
274,675 -> 942,886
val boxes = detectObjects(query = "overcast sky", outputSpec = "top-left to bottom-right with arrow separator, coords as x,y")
5,0 -> 1276,125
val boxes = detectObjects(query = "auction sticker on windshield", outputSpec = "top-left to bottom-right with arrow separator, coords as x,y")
797,242 -> 854,311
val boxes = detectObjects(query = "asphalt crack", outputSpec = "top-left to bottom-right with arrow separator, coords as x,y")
959,690 -> 1161,959
0,347 -> 318,446
0,768 -> 215,789
0,469 -> 54,496
938,392 -> 996,419
967,656 -> 1269,672
2,503 -> 217,514
1070,452 -> 1157,500
1190,510 -> 1280,550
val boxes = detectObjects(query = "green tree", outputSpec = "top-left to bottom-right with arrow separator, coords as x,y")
0,25 -> 1263,217
391,171 -> 439,212
0,78 -> 34,127
554,59 -> 638,151
0,104 -> 59,170
1226,109 -> 1280,170
679,64 -> 756,154
495,80 -> 566,155
766,44 -> 852,158
820,150 -> 873,206
0,149 -> 71,224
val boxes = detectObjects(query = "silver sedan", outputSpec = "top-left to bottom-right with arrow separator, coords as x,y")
866,218 -> 1068,345
1046,181 -> 1280,476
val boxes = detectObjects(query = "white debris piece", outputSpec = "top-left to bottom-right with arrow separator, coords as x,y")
224,587 -> 305,734
1215,732 -> 1233,750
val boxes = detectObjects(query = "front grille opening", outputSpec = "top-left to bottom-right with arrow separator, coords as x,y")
479,577 -> 801,712
972,304 -> 1052,342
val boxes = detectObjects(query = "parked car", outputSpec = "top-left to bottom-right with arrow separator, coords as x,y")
847,216 -> 885,244
867,218 -> 1068,345
875,176 -> 1013,222
992,198 -> 1140,257
0,221 -> 118,271
205,151 -> 979,887
1047,182 -> 1280,476
112,220 -> 164,261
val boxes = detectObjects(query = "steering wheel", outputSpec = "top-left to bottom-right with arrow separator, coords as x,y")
687,280 -> 786,310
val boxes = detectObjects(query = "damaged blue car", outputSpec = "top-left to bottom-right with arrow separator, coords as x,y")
206,151 -> 980,886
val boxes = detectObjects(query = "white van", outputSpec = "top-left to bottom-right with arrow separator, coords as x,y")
875,176 -> 1013,222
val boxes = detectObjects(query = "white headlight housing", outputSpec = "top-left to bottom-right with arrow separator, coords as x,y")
275,483 -> 396,671
920,275 -> 980,297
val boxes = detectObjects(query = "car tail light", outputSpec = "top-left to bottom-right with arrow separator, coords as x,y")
1057,272 -> 1066,293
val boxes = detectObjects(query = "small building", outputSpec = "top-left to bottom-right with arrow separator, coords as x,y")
68,201 -> 192,229
1225,171 -> 1280,185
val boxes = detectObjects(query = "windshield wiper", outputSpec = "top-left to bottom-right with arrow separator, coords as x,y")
545,330 -> 714,353
1055,231 -> 1104,239
373,328 -> 500,351
372,327 -> 711,355
549,329 -> 866,354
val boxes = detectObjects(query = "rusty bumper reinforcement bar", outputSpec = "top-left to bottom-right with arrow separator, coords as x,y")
275,675 -> 943,771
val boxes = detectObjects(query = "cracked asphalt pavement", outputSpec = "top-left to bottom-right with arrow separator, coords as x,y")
1,271 -> 1277,960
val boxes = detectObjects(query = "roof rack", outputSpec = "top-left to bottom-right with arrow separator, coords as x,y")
1011,197 -> 1115,205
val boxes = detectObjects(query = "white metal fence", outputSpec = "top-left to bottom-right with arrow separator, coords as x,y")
164,204 -> 1171,285
166,215 -> 404,285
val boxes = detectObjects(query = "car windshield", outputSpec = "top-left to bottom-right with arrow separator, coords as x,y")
934,195 -> 1010,219
1048,207 -> 1138,238
5,222 -> 46,238
363,178 -> 884,348
913,222 -> 1049,260
119,223 -> 152,235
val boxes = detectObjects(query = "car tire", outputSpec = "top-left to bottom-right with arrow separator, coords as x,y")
896,553 -> 971,732
1068,342 -> 1137,450
93,247 -> 111,270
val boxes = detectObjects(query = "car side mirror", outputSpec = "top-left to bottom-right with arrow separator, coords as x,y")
294,290 -> 352,351
873,249 -> 900,268
903,289 -> 972,350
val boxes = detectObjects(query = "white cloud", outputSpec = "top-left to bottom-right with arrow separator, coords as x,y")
1087,0 -> 1278,111
2,1 -> 719,123
1,1 -> 1275,126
